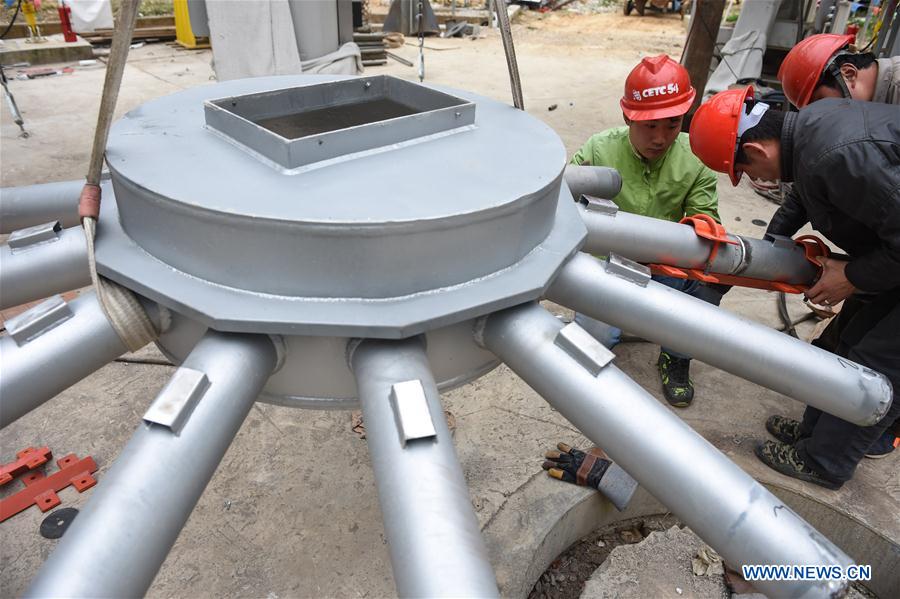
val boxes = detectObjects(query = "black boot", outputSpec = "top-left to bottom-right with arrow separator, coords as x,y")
658,351 -> 694,408
765,415 -> 802,444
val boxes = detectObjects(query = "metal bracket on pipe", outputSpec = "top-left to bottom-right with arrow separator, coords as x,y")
143,368 -> 210,435
578,195 -> 618,216
389,380 -> 437,447
7,221 -> 61,253
6,295 -> 73,346
554,322 -> 615,376
763,233 -> 798,250
605,254 -> 651,287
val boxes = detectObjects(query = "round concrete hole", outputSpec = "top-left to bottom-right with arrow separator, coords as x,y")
514,486 -> 893,599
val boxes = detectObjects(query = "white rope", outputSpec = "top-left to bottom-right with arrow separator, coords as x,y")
83,216 -> 157,352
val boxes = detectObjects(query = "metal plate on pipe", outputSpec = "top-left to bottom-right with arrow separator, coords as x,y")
579,195 -> 618,215
143,368 -> 209,435
7,221 -> 61,252
6,295 -> 73,346
389,380 -> 437,447
554,322 -> 615,376
605,254 -> 651,287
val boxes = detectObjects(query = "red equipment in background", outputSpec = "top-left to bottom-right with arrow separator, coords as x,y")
58,1 -> 77,43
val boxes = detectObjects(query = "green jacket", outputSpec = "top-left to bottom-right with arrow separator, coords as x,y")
571,127 -> 720,223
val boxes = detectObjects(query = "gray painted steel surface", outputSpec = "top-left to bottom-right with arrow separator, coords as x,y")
0,224 -> 90,309
546,253 -> 893,426
350,337 -> 499,597
156,309 -> 500,408
94,74 -> 583,336
204,76 -> 475,169
578,202 -> 819,284
0,180 -> 82,233
479,302 -> 853,599
25,332 -> 277,598
0,291 -> 128,428
563,165 -> 622,201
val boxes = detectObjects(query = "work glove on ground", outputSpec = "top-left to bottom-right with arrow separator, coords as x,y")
542,442 -> 611,489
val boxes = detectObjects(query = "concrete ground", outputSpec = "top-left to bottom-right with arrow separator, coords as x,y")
2,8 -> 898,598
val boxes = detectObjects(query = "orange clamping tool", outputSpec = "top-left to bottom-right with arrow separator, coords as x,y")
678,214 -> 739,275
648,218 -> 829,294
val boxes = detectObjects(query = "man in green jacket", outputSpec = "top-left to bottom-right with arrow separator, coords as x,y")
571,54 -> 724,408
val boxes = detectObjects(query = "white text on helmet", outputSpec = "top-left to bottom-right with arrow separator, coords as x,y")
639,83 -> 680,99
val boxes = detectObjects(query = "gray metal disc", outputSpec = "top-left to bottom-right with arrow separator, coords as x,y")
95,74 -> 585,337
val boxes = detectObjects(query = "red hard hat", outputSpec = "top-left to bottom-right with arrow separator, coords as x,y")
688,86 -> 754,186
777,33 -> 855,108
620,55 -> 696,121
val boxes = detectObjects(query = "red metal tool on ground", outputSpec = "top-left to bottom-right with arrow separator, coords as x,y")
0,446 -> 52,486
0,454 -> 97,522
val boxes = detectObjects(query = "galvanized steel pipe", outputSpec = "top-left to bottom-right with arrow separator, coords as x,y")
546,253 -> 893,426
479,302 -> 853,599
0,291 -> 128,429
350,337 -> 499,598
25,331 -> 278,598
0,180 -> 82,233
577,202 -> 819,285
563,165 -> 622,202
0,224 -> 90,309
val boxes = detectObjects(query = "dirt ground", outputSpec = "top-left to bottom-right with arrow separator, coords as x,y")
1,6 -> 898,599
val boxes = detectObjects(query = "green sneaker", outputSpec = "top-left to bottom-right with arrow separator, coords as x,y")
765,415 -> 802,445
754,440 -> 843,490
658,351 -> 694,408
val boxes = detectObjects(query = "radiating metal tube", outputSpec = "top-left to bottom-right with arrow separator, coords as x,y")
350,337 -> 499,598
479,302 -> 853,599
563,165 -> 622,202
0,291 -> 128,429
0,180 -> 83,233
25,331 -> 277,598
578,202 -> 819,285
0,224 -> 90,309
546,253 -> 893,426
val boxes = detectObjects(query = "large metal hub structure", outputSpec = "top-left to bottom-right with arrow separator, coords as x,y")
100,75 -> 581,335
97,74 -> 582,407
0,74 -> 893,598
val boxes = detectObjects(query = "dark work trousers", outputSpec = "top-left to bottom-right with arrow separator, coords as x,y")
796,291 -> 900,484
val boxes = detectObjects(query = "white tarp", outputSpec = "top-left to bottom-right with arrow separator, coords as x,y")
66,0 -> 114,33
704,0 -> 784,98
206,0 -> 362,81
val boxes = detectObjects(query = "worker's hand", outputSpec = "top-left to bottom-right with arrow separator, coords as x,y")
805,257 -> 856,307
542,442 -> 611,489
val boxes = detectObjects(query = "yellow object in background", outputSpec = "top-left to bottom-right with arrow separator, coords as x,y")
22,0 -> 46,43
174,0 -> 209,50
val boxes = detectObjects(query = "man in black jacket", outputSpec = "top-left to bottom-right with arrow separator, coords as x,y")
688,89 -> 900,489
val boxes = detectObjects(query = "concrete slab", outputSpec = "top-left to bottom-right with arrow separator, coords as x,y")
0,34 -> 93,67
2,10 -> 897,599
580,526 -> 728,599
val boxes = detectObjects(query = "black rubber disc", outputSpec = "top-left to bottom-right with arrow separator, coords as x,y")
40,507 -> 79,540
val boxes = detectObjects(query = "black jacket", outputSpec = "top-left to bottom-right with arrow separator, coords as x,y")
767,99 -> 900,292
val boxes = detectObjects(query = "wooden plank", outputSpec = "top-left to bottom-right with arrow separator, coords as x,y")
4,16 -> 174,40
